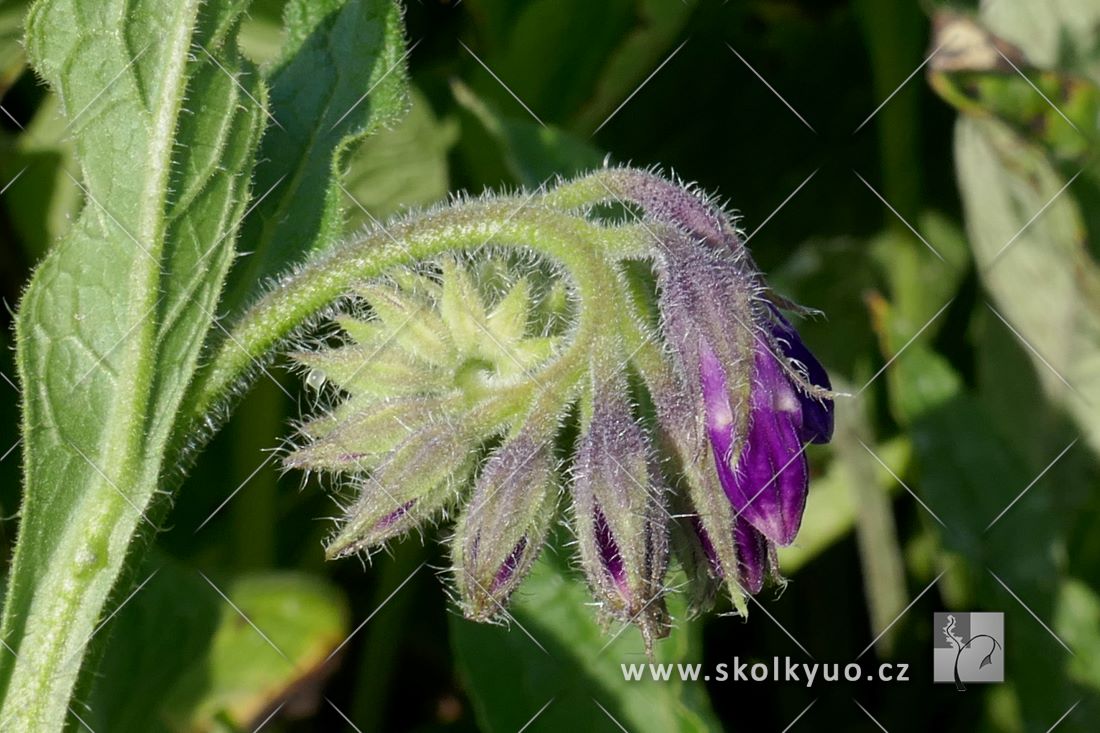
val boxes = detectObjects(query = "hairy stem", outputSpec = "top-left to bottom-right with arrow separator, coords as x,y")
181,201 -> 652,453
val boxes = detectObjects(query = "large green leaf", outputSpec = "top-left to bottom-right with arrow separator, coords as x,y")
932,7 -> 1100,457
221,0 -> 409,313
87,560 -> 348,733
955,119 -> 1100,453
0,1 -> 266,728
451,555 -> 720,733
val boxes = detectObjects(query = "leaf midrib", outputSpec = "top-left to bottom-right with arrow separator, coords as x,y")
103,0 -> 203,485
7,0 -> 207,725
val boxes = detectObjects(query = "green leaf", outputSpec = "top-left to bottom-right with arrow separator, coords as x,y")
161,572 -> 348,732
936,5 -> 1100,457
0,1 -> 27,93
955,103 -> 1100,457
928,10 -> 1099,167
980,0 -> 1100,83
340,87 -> 457,224
87,560 -> 349,733
451,555 -> 721,733
452,80 -> 602,188
1055,579 -> 1100,695
0,93 -> 81,261
222,0 -> 409,313
0,1 -> 266,728
236,0 -> 285,67
81,558 -> 221,732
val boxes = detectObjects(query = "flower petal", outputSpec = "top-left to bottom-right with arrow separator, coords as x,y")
698,336 -> 737,469
734,519 -> 768,594
709,343 -> 809,546
768,309 -> 833,444
594,507 -> 627,591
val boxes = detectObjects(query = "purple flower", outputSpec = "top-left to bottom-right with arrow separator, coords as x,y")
701,333 -> 808,547
768,307 -> 833,444
287,167 -> 834,630
595,169 -> 834,597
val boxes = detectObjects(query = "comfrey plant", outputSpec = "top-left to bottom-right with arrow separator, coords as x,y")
3,2 -> 844,729
274,167 -> 834,647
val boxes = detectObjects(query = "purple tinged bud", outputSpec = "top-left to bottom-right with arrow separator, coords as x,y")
491,537 -> 529,593
710,342 -> 808,547
633,176 -> 832,590
589,169 -> 733,247
594,508 -> 627,590
572,366 -> 669,647
734,519 -> 769,595
324,420 -> 476,559
639,346 -> 748,613
690,517 -> 722,578
453,433 -> 558,621
375,500 -> 417,530
285,167 -> 836,639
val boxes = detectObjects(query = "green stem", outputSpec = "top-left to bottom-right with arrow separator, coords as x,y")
180,203 -> 650,453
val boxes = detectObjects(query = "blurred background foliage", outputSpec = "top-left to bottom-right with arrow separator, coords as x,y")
1,0 -> 1099,730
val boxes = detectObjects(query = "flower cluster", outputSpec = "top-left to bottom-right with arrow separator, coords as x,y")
286,168 -> 833,647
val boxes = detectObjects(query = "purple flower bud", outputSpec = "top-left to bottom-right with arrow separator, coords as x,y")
324,420 -> 476,558
585,168 -> 734,247
452,433 -> 558,621
601,169 -> 833,590
767,307 -> 833,443
734,518 -> 770,595
572,367 -> 669,647
594,507 -> 628,590
703,337 -> 808,547
283,167 -> 835,639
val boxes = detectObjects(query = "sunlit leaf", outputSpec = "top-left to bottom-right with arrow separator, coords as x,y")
88,561 -> 349,733
0,1 -> 266,726
221,0 -> 409,313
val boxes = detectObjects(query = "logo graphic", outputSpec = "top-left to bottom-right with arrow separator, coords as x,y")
933,612 -> 1004,689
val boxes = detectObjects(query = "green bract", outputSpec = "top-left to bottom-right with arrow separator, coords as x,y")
287,257 -> 567,556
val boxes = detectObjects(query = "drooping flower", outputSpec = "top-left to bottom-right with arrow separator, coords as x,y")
591,168 -> 834,600
284,168 -> 833,642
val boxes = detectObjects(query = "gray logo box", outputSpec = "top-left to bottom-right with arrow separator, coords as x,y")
933,612 -> 1004,686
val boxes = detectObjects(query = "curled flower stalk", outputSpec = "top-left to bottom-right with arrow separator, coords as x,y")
195,167 -> 834,644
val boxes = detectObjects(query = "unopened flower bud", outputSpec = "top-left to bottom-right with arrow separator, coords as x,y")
572,365 -> 669,648
452,432 -> 558,620
325,419 -> 476,558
